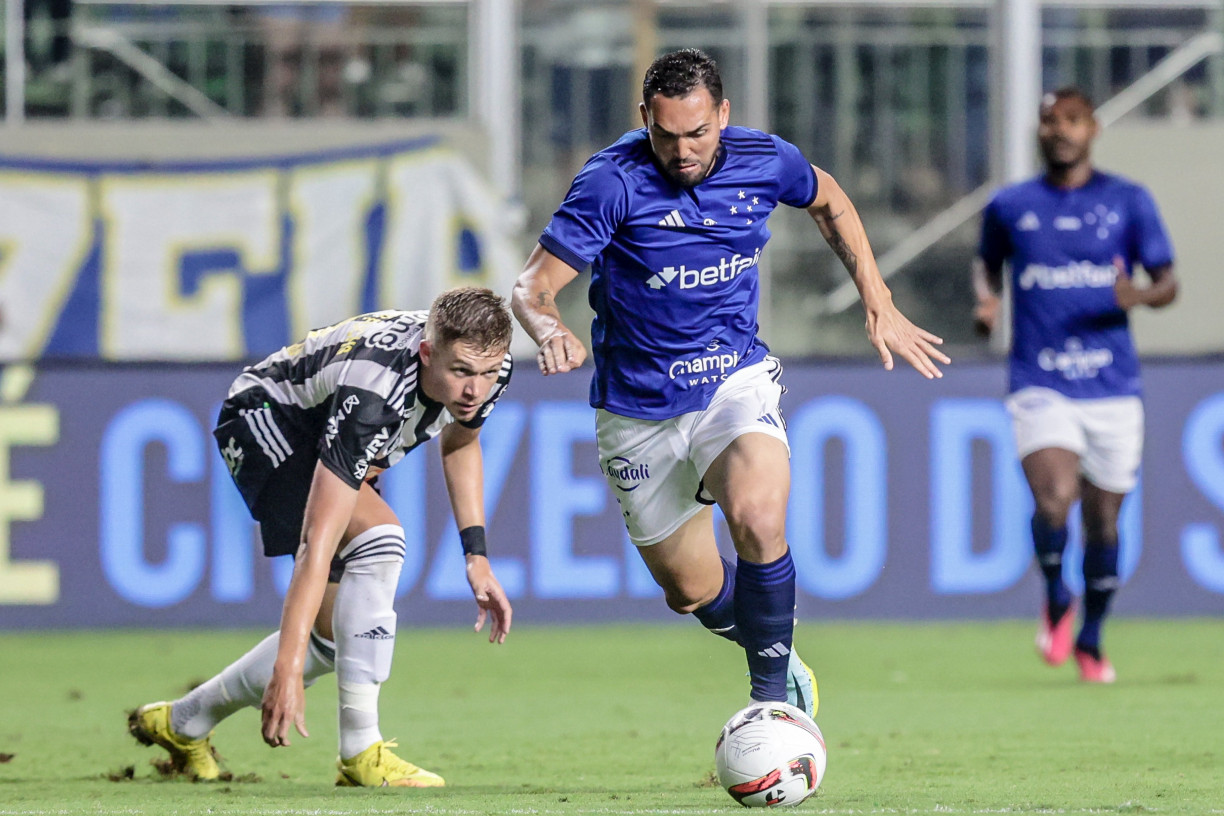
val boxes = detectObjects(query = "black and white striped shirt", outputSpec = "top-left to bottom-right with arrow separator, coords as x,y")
227,310 -> 512,489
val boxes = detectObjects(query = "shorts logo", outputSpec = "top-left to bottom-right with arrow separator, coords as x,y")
324,394 -> 362,446
602,456 -> 651,492
221,437 -> 244,477
1038,337 -> 1114,380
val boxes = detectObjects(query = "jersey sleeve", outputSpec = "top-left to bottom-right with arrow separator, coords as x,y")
770,135 -> 819,208
538,156 -> 631,271
1128,185 -> 1175,271
458,353 -> 513,429
978,196 -> 1012,270
317,385 -> 404,489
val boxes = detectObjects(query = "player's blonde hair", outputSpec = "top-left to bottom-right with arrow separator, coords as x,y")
425,287 -> 513,354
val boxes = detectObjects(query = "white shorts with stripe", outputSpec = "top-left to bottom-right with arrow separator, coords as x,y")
1005,386 -> 1144,494
596,358 -> 789,546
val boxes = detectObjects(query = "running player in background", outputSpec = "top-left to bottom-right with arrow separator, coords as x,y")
513,48 -> 948,721
129,287 -> 514,784
973,88 -> 1178,683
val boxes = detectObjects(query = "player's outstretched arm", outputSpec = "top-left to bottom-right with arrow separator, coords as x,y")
263,463 -> 359,748
439,423 -> 512,643
806,165 -> 949,379
512,244 -> 588,375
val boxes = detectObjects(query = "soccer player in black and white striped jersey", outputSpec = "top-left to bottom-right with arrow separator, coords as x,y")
130,287 -> 514,787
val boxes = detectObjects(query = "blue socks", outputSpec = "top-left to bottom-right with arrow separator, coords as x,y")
1031,514 -> 1071,622
734,551 -> 796,703
692,557 -> 741,644
1077,543 -> 1119,658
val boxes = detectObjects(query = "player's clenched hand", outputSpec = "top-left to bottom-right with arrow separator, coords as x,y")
537,329 -> 587,375
466,555 -> 512,644
260,668 -> 308,747
973,293 -> 1001,337
866,300 -> 949,379
1112,256 -> 1141,310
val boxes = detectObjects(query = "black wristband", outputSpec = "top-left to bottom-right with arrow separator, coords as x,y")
459,525 -> 488,557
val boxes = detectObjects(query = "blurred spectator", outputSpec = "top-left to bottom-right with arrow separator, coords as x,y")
259,3 -> 350,117
24,0 -> 73,81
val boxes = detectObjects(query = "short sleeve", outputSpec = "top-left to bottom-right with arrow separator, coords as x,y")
1129,186 -> 1175,271
978,196 -> 1012,270
539,156 -> 631,271
458,353 -> 513,429
771,135 -> 818,208
317,386 -> 404,488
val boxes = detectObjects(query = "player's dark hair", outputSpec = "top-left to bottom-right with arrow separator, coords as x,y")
642,48 -> 724,106
1041,87 -> 1095,113
426,287 -> 513,353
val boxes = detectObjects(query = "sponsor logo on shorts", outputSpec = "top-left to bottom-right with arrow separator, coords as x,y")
1038,337 -> 1114,380
324,394 -> 362,446
602,456 -> 651,492
221,436 -> 244,477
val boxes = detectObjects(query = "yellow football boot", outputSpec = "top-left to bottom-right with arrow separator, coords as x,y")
336,739 -> 445,788
127,702 -> 221,781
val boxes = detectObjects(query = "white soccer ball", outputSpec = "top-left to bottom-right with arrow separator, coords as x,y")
714,701 -> 827,807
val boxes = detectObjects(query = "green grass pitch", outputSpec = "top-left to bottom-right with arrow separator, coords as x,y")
1,619 -> 1222,815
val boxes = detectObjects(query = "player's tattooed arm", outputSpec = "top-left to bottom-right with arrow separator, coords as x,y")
812,205 -> 859,275
807,163 -> 949,378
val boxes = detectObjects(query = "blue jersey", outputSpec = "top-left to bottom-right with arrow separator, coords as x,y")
540,126 -> 817,419
979,171 -> 1173,399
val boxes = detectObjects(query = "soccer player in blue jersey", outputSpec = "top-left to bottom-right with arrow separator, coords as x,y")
512,49 -> 948,719
973,88 -> 1178,683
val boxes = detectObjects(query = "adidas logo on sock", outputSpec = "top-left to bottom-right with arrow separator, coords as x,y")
658,209 -> 686,228
757,642 -> 791,658
354,626 -> 394,640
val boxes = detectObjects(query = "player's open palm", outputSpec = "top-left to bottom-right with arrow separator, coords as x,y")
466,557 -> 512,643
866,301 -> 949,379
261,669 -> 308,747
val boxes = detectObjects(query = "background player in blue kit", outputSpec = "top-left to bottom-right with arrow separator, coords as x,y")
129,288 -> 514,785
512,49 -> 949,719
973,88 -> 1178,683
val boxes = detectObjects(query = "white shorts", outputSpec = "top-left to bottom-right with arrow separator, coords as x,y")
596,358 -> 790,546
1005,386 -> 1144,494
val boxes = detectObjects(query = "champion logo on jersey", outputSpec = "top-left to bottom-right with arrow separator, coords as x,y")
1017,211 -> 1040,231
658,209 -> 687,228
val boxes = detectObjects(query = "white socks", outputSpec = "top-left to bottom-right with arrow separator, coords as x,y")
333,524 -> 406,759
170,629 -> 336,740
169,523 -> 406,759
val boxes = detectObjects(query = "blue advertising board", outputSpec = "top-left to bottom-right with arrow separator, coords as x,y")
0,359 -> 1221,629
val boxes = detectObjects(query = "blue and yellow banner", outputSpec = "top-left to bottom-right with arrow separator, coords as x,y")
0,138 -> 522,361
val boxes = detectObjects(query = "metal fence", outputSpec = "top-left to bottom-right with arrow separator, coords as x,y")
4,0 -> 1222,354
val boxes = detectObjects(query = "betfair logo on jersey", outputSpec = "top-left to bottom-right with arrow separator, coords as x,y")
1018,262 -> 1116,291
645,247 -> 762,291
1038,337 -> 1114,380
